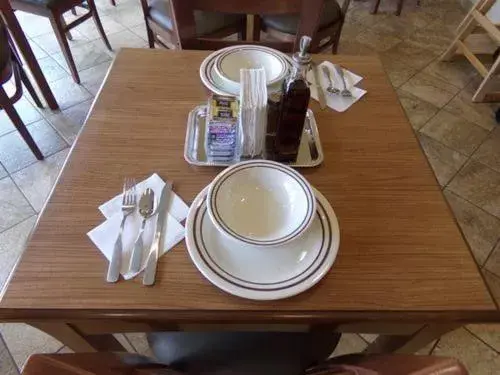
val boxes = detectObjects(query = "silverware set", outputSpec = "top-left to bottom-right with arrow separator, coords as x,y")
322,64 -> 352,98
107,178 -> 172,285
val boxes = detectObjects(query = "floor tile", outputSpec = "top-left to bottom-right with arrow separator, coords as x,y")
57,346 -> 74,353
0,216 -> 36,291
396,90 -> 439,130
106,30 -> 148,52
380,56 -> 419,88
126,333 -> 154,356
433,328 -> 500,374
52,40 -> 112,74
15,12 -> 53,38
473,127 -> 500,173
75,15 -> 126,40
416,340 -> 438,355
382,41 -> 439,70
0,323 -> 63,370
0,165 -> 7,180
128,24 -> 149,42
359,333 -> 377,343
422,60 -> 477,90
47,100 -> 93,144
355,28 -> 402,52
0,119 -> 68,173
12,149 -> 70,212
406,22 -> 454,54
0,333 -> 19,375
36,56 -> 69,83
31,29 -> 90,55
400,72 -> 459,108
467,324 -> 500,352
448,160 -> 500,219
337,37 -> 376,55
485,242 -> 500,278
0,178 -> 35,233
79,61 -> 112,95
47,76 -> 93,111
417,133 -> 468,186
24,39 -> 48,60
370,12 -> 427,39
444,82 -> 498,131
108,3 -> 145,28
444,190 -> 500,265
482,269 -> 500,305
331,334 -> 367,357
420,110 -> 488,156
0,98 -> 42,137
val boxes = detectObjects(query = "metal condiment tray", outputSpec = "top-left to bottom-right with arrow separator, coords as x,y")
184,105 -> 323,167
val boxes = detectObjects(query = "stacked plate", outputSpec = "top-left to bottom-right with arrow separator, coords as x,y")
185,160 -> 340,300
200,45 -> 293,96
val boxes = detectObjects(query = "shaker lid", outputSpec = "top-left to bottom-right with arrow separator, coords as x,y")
292,36 -> 312,64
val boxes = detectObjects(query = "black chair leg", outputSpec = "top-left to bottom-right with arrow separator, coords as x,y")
0,86 -> 44,160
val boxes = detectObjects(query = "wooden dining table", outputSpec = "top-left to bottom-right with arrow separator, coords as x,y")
0,49 -> 497,354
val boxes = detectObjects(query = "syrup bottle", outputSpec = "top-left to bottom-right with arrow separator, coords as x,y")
274,36 -> 312,163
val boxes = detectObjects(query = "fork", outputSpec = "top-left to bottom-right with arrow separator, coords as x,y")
333,64 -> 352,97
106,178 -> 136,283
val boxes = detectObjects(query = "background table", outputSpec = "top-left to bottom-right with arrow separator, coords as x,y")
0,49 -> 497,353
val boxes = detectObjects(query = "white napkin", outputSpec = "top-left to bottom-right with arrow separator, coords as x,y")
307,61 -> 367,112
88,174 -> 189,280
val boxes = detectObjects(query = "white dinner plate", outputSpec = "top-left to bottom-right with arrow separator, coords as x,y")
200,46 -> 292,96
185,185 -> 340,301
215,46 -> 289,88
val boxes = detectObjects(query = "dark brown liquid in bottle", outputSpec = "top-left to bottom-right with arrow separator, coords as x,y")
274,78 -> 310,163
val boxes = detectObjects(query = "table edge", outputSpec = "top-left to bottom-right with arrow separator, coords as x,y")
0,308 -> 499,324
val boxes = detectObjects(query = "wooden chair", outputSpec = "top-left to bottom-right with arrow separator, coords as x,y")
440,0 -> 500,102
138,0 -> 247,49
169,0 -> 326,53
10,0 -> 112,84
0,18 -> 44,160
256,0 -> 351,54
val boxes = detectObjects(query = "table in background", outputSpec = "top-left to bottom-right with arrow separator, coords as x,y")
0,0 -> 58,109
0,49 -> 497,354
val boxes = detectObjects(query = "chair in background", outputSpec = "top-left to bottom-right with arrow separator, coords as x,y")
256,0 -> 351,53
169,0 -> 325,53
10,0 -> 112,84
139,0 -> 247,49
440,0 -> 500,102
0,18 -> 44,160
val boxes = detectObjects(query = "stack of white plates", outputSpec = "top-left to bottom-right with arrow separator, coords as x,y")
200,45 -> 293,96
185,160 -> 340,301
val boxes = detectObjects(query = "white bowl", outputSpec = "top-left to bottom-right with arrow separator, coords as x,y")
207,160 -> 316,247
214,46 -> 289,90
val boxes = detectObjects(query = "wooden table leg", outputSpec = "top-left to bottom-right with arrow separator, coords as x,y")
364,323 -> 459,354
29,322 -> 126,352
0,4 -> 59,110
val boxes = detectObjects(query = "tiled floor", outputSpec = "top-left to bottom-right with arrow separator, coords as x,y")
0,0 -> 500,373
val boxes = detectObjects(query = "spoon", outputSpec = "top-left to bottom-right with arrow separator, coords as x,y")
129,188 -> 155,274
322,65 -> 340,95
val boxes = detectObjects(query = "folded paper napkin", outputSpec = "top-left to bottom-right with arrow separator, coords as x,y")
307,61 -> 367,112
87,173 -> 189,280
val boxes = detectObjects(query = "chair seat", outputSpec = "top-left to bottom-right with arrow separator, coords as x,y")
11,0 -> 71,10
149,0 -> 245,36
262,0 -> 341,35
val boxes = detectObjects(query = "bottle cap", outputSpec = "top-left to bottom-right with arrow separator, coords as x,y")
293,35 -> 312,65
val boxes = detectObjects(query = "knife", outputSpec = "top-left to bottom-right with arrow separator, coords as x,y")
311,61 -> 327,110
143,182 -> 172,286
